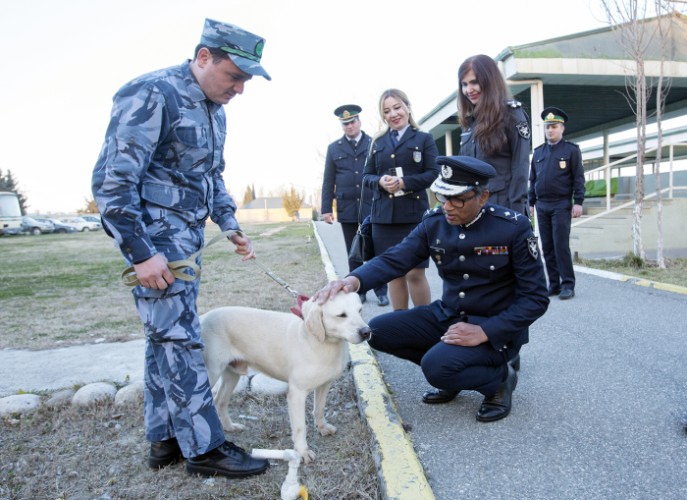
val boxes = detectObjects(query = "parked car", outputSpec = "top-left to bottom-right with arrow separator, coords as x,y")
80,215 -> 102,225
42,218 -> 77,234
21,216 -> 54,235
59,216 -> 101,232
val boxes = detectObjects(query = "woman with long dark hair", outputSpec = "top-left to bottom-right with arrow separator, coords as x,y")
457,54 -> 531,214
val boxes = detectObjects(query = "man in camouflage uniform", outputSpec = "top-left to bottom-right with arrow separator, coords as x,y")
92,18 -> 270,478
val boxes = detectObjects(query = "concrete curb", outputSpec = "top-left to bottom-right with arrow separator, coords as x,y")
312,223 -> 435,500
575,264 -> 687,295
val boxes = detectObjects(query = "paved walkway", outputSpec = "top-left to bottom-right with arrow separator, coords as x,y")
313,221 -> 687,500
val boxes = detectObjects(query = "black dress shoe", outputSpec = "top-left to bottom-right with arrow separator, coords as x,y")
359,293 -> 367,304
548,288 -> 561,296
476,365 -> 518,422
186,441 -> 269,478
421,388 -> 460,404
559,289 -> 575,300
377,294 -> 390,307
508,353 -> 520,372
149,438 -> 183,469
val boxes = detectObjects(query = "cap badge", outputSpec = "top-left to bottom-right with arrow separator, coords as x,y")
342,110 -> 351,119
441,165 -> 453,179
546,113 -> 555,121
254,40 -> 264,58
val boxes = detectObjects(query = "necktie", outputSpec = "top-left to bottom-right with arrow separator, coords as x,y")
350,139 -> 357,149
391,130 -> 399,146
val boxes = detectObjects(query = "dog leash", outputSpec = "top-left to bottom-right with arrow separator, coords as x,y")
121,230 -> 239,286
251,258 -> 301,298
121,230 -> 310,318
250,259 -> 311,319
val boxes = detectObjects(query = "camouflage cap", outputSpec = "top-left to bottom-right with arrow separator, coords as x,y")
200,18 -> 271,81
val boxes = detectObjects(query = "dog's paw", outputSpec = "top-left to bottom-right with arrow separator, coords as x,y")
299,448 -> 316,464
316,421 -> 337,436
220,420 -> 245,432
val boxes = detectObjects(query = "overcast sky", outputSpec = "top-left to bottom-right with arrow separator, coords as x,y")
2,0 -> 611,214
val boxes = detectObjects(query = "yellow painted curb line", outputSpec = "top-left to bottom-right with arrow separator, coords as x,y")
312,222 -> 435,500
349,343 -> 436,500
575,265 -> 687,296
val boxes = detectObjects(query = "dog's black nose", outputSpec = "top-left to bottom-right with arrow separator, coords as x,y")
359,326 -> 371,341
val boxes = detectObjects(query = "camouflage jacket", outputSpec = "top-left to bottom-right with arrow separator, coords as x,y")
92,60 -> 239,264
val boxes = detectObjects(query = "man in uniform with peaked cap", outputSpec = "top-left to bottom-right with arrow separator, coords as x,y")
322,104 -> 389,306
314,155 -> 549,423
528,106 -> 585,300
92,18 -> 271,478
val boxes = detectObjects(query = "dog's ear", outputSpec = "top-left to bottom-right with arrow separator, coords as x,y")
303,299 -> 326,342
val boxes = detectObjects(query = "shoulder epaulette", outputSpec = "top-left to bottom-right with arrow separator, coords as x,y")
507,100 -> 522,108
485,205 -> 523,224
422,207 -> 443,220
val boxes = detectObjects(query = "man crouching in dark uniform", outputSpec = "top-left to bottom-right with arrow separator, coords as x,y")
314,155 -> 549,422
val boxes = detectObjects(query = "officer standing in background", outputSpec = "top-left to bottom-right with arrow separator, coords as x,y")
528,107 -> 585,300
315,156 -> 549,422
321,104 -> 389,306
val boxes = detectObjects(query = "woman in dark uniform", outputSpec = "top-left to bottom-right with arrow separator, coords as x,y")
457,54 -> 531,214
363,88 -> 439,310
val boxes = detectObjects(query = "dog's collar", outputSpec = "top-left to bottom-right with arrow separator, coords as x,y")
290,294 -> 311,319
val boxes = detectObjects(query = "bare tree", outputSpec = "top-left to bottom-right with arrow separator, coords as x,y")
652,4 -> 669,268
653,3 -> 686,268
600,0 -> 653,259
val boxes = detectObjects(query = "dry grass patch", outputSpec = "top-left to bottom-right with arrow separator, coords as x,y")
0,222 -> 379,499
577,254 -> 687,288
0,222 -> 328,350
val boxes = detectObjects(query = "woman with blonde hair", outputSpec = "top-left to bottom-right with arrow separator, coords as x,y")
457,54 -> 531,214
362,88 -> 439,310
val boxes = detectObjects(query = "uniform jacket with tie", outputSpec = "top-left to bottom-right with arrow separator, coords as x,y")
350,205 -> 549,352
321,131 -> 372,224
528,139 -> 585,206
363,127 -> 439,224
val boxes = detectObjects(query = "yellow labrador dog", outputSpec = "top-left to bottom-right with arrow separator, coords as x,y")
200,291 -> 371,463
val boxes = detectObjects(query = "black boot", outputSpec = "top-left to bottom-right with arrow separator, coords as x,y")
421,388 -> 460,404
149,438 -> 183,469
186,441 -> 269,478
476,365 -> 518,422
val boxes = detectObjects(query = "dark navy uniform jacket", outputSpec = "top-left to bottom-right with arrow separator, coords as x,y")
350,205 -> 549,352
321,132 -> 373,224
528,139 -> 585,206
363,128 -> 439,224
459,101 -> 531,213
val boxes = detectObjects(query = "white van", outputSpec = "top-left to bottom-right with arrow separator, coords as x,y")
0,191 -> 22,235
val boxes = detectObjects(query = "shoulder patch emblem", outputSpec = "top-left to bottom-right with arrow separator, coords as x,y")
527,236 -> 539,260
516,121 -> 530,140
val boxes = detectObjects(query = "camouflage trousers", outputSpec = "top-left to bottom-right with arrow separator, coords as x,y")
133,262 -> 225,459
